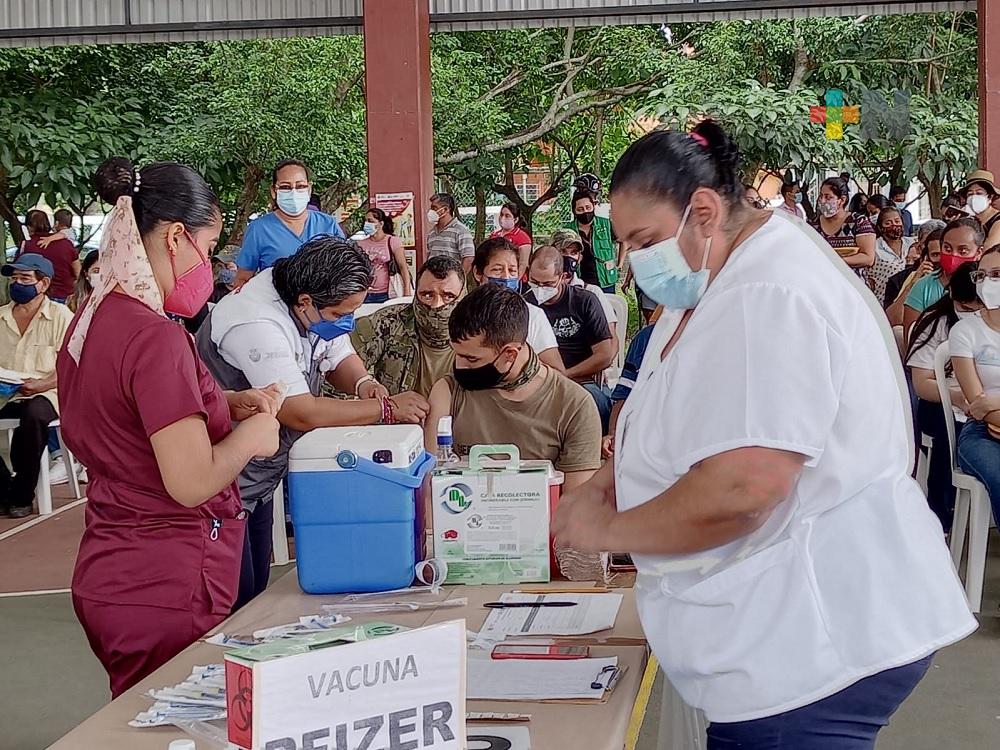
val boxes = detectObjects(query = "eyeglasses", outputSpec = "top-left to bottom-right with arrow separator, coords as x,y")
972,269 -> 1000,282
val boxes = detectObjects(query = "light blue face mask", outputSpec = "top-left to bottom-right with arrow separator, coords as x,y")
363,222 -> 379,237
276,188 -> 310,216
628,205 -> 712,311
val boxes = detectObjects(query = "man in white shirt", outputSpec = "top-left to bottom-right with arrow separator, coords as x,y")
197,237 -> 428,607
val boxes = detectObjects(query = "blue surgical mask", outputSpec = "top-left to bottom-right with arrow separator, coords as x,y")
627,205 -> 712,311
308,309 -> 355,341
9,282 -> 41,305
488,276 -> 521,293
363,222 -> 379,237
276,188 -> 311,216
794,193 -> 803,205
218,268 -> 237,286
895,201 -> 907,211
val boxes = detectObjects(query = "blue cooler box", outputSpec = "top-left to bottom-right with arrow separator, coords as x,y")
287,425 -> 435,594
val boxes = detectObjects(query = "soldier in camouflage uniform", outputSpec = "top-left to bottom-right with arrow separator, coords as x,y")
352,255 -> 466,397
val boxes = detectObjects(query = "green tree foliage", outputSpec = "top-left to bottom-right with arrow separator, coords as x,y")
0,45 -> 163,246
0,11 -> 982,246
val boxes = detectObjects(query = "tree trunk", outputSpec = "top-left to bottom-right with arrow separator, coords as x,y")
228,165 -> 265,246
320,178 -> 360,216
918,171 -> 944,219
0,189 -> 24,247
592,109 -> 605,175
474,184 -> 487,245
788,24 -> 810,91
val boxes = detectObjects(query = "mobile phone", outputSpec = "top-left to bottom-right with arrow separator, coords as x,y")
491,644 -> 590,660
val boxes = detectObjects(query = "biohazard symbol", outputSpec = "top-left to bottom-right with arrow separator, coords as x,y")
232,669 -> 254,732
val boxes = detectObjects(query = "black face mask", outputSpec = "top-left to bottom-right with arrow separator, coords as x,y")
453,350 -> 514,391
563,255 -> 580,277
575,211 -> 595,225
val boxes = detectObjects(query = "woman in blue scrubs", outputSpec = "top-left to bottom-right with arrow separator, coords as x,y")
235,159 -> 345,286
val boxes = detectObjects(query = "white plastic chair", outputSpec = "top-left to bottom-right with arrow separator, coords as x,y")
933,342 -> 992,613
0,418 -> 82,516
271,482 -> 290,565
915,433 -> 932,496
356,296 -> 413,320
605,293 -> 629,370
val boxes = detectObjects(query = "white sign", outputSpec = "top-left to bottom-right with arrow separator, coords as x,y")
226,620 -> 467,750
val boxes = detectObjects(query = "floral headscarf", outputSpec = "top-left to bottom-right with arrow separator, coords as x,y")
66,195 -> 165,363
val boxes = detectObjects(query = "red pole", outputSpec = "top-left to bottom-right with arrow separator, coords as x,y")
363,0 -> 435,268
980,0 -> 1000,172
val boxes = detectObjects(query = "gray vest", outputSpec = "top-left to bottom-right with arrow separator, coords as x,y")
196,313 -> 323,512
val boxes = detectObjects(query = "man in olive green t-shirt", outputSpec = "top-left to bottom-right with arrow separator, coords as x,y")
424,284 -> 602,491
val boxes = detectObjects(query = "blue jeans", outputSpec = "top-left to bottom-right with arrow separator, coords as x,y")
582,382 -> 612,435
707,655 -> 933,749
957,419 -> 1000,525
365,292 -> 390,304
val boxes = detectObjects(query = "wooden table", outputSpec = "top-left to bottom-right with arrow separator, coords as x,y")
49,569 -> 653,750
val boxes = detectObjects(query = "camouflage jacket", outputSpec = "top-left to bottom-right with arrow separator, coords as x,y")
350,304 -> 420,396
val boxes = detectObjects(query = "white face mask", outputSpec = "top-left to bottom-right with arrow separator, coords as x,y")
968,194 -> 992,216
499,216 -> 516,231
977,277 -> 1000,309
427,209 -> 442,225
88,270 -> 101,287
955,309 -> 978,320
530,284 -> 559,305
628,204 -> 712,311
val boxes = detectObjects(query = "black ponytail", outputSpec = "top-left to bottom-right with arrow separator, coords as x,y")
906,263 -> 979,366
369,207 -> 395,235
610,119 -> 743,208
93,157 -> 220,237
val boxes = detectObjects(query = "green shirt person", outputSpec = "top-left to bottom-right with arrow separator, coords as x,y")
564,190 -> 618,292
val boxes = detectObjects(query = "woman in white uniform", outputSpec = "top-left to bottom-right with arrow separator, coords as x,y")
553,121 -> 975,749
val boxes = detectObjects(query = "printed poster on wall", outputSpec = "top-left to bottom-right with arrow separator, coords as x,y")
375,191 -> 417,283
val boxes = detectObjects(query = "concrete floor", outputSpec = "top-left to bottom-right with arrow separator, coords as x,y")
3,561 -> 1000,750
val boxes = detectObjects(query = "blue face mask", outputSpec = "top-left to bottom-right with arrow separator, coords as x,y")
627,205 -> 712,311
308,309 -> 355,341
276,188 -> 310,216
488,276 -> 521,293
895,201 -> 907,211
9,282 -> 41,305
794,193 -> 804,205
218,268 -> 237,286
363,222 -> 379,237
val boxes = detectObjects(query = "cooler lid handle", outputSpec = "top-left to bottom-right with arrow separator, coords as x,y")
335,450 -> 436,488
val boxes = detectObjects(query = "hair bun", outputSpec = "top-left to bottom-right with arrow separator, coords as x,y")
93,157 -> 137,205
692,120 -> 741,192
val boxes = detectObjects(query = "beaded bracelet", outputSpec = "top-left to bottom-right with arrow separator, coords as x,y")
378,396 -> 396,425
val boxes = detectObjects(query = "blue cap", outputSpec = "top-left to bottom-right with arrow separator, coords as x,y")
2,253 -> 54,279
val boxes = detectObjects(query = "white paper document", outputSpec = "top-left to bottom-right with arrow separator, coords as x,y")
479,593 -> 623,639
467,724 -> 532,750
467,654 -> 619,701
0,367 -> 29,384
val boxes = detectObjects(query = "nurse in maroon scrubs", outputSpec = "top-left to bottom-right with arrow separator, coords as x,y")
56,157 -> 281,697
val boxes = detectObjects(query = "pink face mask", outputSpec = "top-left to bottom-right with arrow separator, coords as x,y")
163,229 -> 214,318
